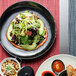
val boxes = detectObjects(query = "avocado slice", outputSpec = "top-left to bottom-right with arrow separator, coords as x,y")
38,19 -> 44,35
7,24 -> 13,41
21,35 -> 40,50
21,42 -> 37,50
34,35 -> 40,43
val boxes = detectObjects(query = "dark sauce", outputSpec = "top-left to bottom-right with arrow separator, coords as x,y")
44,73 -> 53,76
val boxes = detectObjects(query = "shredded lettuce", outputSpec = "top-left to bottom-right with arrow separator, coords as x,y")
20,13 -> 25,19
25,21 -> 28,31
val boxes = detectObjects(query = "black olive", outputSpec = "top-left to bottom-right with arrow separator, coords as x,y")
34,28 -> 38,31
28,22 -> 30,24
12,35 -> 19,44
15,18 -> 20,24
36,37 -> 45,45
10,33 -> 12,36
12,35 -> 16,40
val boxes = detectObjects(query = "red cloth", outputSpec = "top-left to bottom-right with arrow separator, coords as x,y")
0,0 -> 59,74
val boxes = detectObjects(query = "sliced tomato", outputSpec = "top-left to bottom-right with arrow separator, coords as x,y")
25,31 -> 32,36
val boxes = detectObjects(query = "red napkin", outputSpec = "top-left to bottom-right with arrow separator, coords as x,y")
0,0 -> 59,74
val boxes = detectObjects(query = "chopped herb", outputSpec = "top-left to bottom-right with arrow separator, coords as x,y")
6,65 -> 13,71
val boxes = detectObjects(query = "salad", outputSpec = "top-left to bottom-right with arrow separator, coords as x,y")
1,59 -> 20,76
6,10 -> 48,50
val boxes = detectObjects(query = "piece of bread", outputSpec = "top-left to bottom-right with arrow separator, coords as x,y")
72,69 -> 76,76
66,65 -> 74,76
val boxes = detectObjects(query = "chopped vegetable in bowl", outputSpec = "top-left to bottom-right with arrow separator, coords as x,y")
0,58 -> 21,76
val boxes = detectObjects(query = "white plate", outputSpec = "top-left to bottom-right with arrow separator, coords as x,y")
36,54 -> 76,76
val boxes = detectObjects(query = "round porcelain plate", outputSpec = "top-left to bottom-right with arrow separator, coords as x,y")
36,54 -> 76,76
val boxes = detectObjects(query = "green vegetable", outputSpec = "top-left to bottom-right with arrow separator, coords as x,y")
42,30 -> 46,36
6,65 -> 13,71
40,35 -> 44,40
24,10 -> 29,13
25,21 -> 28,31
20,29 -> 25,36
35,17 -> 38,21
36,24 -> 40,28
20,35 -> 33,44
11,22 -> 15,29
20,13 -> 25,19
22,23 -> 25,28
21,42 -> 37,50
33,23 -> 40,28
37,19 -> 44,35
7,23 -> 13,41
34,35 -> 40,43
27,25 -> 32,29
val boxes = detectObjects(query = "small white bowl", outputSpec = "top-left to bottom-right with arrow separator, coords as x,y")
0,57 -> 21,76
